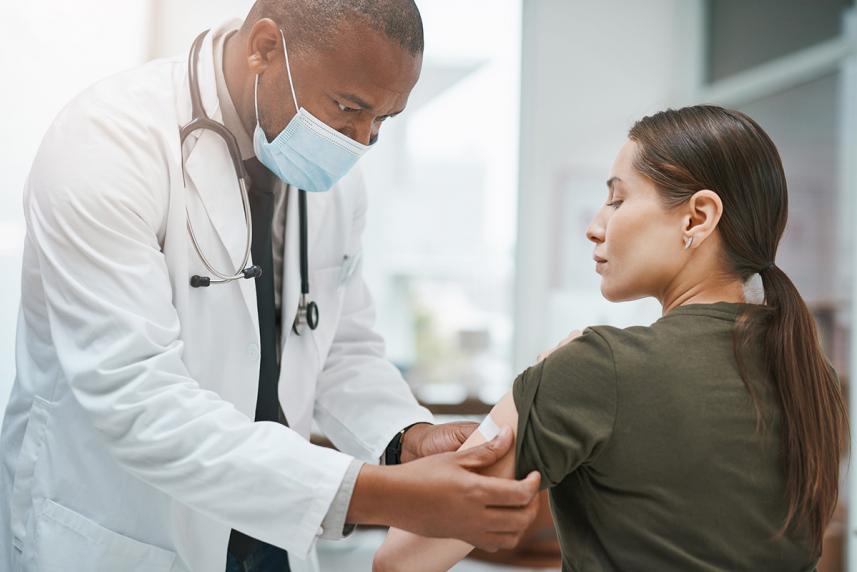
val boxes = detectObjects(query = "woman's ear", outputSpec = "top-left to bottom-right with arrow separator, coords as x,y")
681,189 -> 723,249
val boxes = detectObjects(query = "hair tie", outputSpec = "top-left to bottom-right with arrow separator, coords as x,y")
760,261 -> 775,273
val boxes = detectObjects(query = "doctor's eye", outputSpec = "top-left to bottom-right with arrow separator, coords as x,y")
606,200 -> 623,209
336,101 -> 360,113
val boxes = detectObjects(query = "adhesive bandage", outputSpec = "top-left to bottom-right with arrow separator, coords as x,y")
477,414 -> 502,441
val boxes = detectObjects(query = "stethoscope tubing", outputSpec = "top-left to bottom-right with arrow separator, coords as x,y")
180,29 -> 318,333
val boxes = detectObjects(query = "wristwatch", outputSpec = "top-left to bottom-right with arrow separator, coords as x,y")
384,422 -> 429,465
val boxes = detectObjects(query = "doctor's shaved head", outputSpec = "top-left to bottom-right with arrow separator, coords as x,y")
243,0 -> 424,55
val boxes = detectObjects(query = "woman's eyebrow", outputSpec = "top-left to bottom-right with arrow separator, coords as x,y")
606,176 -> 623,200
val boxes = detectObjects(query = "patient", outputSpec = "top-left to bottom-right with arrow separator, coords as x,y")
373,105 -> 847,571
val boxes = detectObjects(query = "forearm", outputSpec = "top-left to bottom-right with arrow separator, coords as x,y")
347,463 -> 397,526
373,393 -> 518,572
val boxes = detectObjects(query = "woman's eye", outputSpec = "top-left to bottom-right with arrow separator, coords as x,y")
337,102 -> 360,113
606,200 -> 623,209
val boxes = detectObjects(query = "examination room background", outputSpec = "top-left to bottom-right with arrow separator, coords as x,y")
2,1 -> 857,570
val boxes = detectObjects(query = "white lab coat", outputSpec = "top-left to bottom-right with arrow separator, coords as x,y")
0,27 -> 432,572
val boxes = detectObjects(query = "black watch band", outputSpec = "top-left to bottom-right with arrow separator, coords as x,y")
384,422 -> 428,465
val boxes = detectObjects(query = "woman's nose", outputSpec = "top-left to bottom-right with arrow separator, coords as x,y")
586,210 -> 606,244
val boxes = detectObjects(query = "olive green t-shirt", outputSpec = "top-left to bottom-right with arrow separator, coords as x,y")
513,302 -> 816,571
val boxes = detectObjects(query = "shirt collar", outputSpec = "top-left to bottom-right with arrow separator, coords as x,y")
212,23 -> 256,161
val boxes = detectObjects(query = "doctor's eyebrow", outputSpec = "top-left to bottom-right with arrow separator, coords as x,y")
606,176 -> 622,189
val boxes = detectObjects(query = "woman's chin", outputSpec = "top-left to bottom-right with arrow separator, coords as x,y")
600,282 -> 636,303
600,283 -> 620,302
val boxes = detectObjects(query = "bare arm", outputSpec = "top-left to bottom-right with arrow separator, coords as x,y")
373,393 -> 521,572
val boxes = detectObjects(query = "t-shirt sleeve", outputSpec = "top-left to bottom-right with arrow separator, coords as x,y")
513,327 -> 617,487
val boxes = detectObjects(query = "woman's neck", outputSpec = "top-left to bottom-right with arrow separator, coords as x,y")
659,275 -> 746,315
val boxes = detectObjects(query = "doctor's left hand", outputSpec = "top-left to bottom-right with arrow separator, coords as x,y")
400,422 -> 478,463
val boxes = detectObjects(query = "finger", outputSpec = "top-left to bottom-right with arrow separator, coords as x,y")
453,422 -> 478,444
481,507 -> 535,533
522,470 -> 541,492
479,472 -> 541,506
483,531 -> 525,551
471,536 -> 501,553
458,427 -> 513,469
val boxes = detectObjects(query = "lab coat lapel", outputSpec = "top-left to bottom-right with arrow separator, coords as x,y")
282,186 -> 330,345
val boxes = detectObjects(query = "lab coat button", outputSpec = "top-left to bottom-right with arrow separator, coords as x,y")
248,344 -> 260,360
317,526 -> 324,536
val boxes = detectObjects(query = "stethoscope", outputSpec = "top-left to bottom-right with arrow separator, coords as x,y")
179,30 -> 319,335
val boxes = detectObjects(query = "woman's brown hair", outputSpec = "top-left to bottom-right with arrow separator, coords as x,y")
629,105 -> 848,553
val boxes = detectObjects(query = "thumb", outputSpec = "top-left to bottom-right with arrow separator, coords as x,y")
459,427 -> 513,470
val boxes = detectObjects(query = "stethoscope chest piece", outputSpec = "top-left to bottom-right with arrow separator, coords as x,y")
293,294 -> 320,336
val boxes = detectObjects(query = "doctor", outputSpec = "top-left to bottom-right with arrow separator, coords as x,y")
0,1 -> 541,571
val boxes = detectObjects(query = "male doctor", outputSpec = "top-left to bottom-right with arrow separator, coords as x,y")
0,0 -> 541,571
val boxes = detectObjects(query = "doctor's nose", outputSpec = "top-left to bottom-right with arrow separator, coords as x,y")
342,121 -> 374,147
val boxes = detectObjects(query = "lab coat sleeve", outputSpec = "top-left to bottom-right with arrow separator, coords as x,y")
313,179 -> 434,461
23,102 -> 352,557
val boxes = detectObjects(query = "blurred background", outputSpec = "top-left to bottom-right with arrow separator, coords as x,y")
2,0 -> 856,570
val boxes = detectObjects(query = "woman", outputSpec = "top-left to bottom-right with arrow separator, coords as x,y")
373,105 -> 848,571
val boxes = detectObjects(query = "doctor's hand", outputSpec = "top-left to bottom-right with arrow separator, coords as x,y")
348,428 -> 542,552
400,421 -> 478,463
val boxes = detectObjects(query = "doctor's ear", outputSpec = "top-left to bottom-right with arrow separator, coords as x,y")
246,18 -> 283,74
680,189 -> 723,249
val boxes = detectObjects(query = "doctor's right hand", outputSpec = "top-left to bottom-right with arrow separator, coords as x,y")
347,428 -> 541,552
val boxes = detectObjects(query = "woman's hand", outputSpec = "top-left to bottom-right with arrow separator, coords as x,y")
536,329 -> 583,363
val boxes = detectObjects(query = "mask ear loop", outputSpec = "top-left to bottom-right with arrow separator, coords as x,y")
253,74 -> 262,125
253,29 -> 300,126
279,29 -> 300,112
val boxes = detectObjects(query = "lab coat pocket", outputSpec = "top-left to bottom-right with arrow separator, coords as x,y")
309,265 -> 346,364
10,396 -> 52,550
30,498 -> 176,572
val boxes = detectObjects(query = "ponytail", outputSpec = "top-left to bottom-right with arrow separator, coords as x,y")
755,264 -> 847,552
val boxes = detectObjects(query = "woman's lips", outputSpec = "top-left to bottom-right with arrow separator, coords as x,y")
594,255 -> 607,273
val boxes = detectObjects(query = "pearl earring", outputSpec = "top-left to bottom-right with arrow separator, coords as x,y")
684,236 -> 694,250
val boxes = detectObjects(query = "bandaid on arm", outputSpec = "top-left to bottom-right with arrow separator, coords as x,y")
373,393 -> 519,572
477,414 -> 502,441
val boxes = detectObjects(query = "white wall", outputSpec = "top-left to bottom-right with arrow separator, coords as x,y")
514,0 -> 702,370
0,1 -> 151,421
150,0 -> 254,58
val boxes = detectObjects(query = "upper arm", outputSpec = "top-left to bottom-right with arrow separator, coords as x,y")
512,328 -> 618,486
456,392 -> 519,479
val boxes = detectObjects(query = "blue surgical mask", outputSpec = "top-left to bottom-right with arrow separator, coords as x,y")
253,30 -> 370,192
